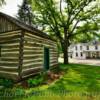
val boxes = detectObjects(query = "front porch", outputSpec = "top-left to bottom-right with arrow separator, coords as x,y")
85,51 -> 100,59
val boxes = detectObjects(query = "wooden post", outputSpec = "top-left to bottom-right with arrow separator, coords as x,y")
18,30 -> 24,78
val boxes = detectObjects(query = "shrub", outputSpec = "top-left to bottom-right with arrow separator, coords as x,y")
0,78 -> 14,88
27,75 -> 44,87
0,88 -> 25,99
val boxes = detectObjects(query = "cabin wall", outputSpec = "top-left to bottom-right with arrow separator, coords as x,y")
0,30 -> 22,80
0,15 -> 58,80
0,16 -> 19,33
22,32 -> 58,78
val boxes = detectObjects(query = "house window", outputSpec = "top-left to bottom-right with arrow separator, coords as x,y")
76,52 -> 78,57
95,46 -> 98,50
75,46 -> 77,50
80,52 -> 83,57
70,54 -> 72,58
80,46 -> 82,50
87,46 -> 89,50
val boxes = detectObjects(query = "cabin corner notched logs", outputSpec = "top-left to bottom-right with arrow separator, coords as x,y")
0,12 -> 58,80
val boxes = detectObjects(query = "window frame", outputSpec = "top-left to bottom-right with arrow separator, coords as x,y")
76,52 -> 78,57
87,46 -> 89,50
80,52 -> 83,57
80,46 -> 82,50
75,46 -> 77,50
95,45 -> 98,50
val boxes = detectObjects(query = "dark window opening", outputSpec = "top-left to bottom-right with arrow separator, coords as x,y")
80,52 -> 83,57
87,46 -> 89,50
76,52 -> 78,57
95,46 -> 98,50
70,54 -> 72,58
80,46 -> 82,50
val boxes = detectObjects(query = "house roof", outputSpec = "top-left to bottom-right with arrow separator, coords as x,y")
0,12 -> 55,41
70,41 -> 100,47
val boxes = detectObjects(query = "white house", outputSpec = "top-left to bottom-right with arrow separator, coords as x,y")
68,41 -> 100,59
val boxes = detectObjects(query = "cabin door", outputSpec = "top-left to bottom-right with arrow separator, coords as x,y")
44,47 -> 50,70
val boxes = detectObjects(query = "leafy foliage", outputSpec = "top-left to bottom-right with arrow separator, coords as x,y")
0,88 -> 25,99
27,75 -> 44,87
0,0 -> 5,6
0,78 -> 14,88
17,0 -> 34,26
29,0 -> 100,64
17,0 -> 100,63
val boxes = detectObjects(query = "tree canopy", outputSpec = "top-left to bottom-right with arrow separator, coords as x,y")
0,0 -> 5,6
17,0 -> 33,25
19,0 -> 100,64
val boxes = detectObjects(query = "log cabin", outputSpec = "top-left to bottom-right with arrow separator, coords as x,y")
0,12 -> 58,81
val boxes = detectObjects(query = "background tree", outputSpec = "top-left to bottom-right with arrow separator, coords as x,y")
0,0 -> 5,6
27,0 -> 99,64
74,19 -> 100,43
16,0 -> 100,64
17,0 -> 34,25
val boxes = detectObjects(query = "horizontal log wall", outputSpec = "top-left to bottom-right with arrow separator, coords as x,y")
22,32 -> 58,77
0,16 -> 19,33
0,30 -> 21,80
0,30 -> 58,79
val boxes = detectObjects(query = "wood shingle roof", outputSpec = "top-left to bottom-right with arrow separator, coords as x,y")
0,12 -> 55,41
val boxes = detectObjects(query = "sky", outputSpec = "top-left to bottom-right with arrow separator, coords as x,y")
0,0 -> 100,20
0,0 -> 23,17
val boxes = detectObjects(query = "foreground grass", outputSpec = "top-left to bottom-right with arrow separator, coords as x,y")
19,63 -> 100,100
49,64 -> 100,92
1,64 -> 99,100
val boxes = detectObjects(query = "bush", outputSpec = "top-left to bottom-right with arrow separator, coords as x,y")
0,78 -> 14,88
0,88 -> 25,99
27,75 -> 44,87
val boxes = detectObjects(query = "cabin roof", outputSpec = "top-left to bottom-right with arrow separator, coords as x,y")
0,12 -> 55,41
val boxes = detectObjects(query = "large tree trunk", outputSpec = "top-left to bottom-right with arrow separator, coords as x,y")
59,27 -> 69,64
61,40 -> 69,64
63,27 -> 69,64
63,44 -> 69,64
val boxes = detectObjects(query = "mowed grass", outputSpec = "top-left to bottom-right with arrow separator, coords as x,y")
17,64 -> 100,100
49,64 -> 100,92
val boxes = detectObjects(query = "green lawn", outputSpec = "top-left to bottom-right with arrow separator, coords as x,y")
48,64 -> 100,92
17,64 -> 100,100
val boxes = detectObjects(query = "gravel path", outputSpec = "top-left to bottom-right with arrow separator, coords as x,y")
59,58 -> 100,66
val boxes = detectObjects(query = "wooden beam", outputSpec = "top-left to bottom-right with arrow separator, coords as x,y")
18,30 -> 24,78
0,29 -> 21,34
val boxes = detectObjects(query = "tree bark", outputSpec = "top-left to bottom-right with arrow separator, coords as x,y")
63,27 -> 69,64
64,44 -> 69,64
63,41 -> 69,64
61,40 -> 69,64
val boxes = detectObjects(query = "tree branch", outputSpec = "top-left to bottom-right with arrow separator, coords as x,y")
69,0 -> 92,25
59,0 -> 65,25
71,19 -> 80,34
